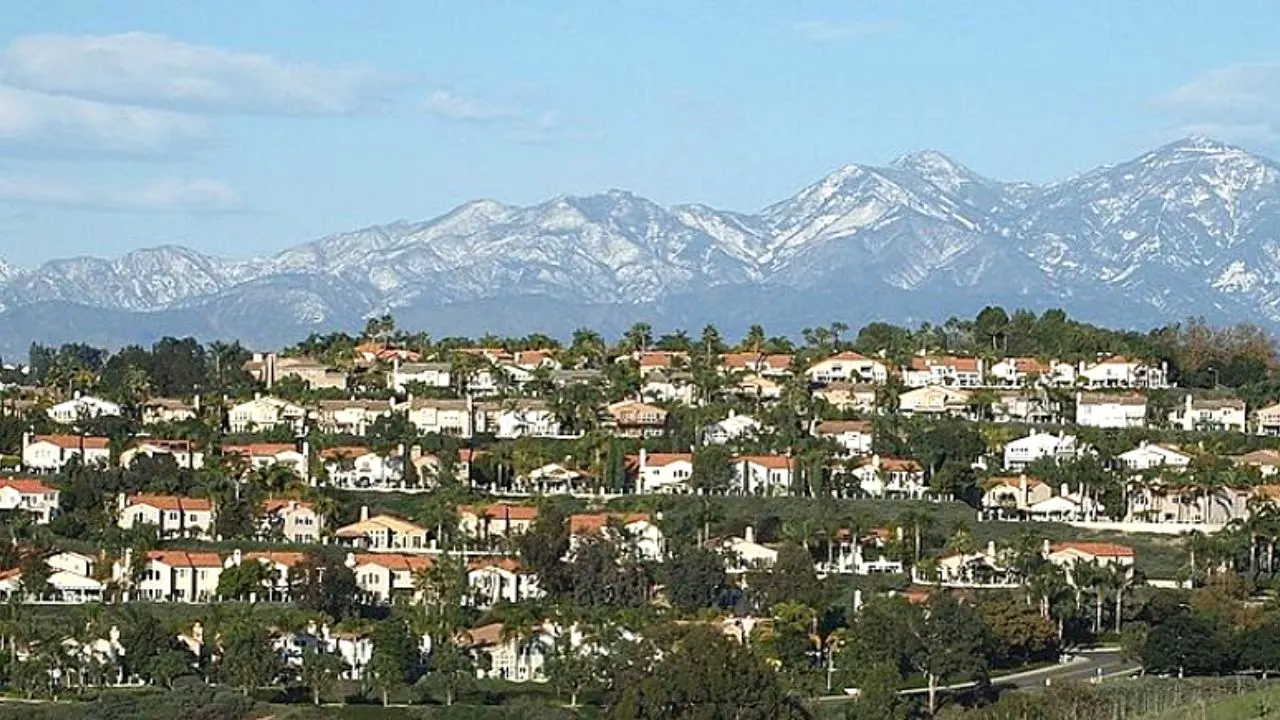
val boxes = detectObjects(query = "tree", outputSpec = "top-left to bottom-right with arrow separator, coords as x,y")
367,617 -> 421,706
1141,612 -> 1229,677
544,628 -> 600,708
17,552 -> 51,601
292,553 -> 361,619
623,323 -> 653,354
299,646 -> 346,705
663,546 -> 726,613
419,641 -> 475,706
219,621 -> 279,695
977,595 -> 1057,665
516,508 -> 571,595
609,625 -> 804,720
749,542 -> 819,611
903,594 -> 990,715
692,445 -> 734,494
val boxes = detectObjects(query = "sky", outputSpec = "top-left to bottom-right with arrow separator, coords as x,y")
1,1 -> 1279,266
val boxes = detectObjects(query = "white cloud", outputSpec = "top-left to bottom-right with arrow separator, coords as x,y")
423,89 -> 510,121
793,20 -> 894,43
0,86 -> 210,156
1157,63 -> 1280,146
0,32 -> 402,116
0,174 -> 243,213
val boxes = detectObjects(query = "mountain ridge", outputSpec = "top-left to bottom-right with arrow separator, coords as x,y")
2,136 -> 1278,356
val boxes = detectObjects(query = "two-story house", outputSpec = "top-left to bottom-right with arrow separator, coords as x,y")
467,558 -> 543,608
319,446 -> 403,489
333,508 -> 432,553
227,395 -> 307,434
120,439 -> 205,470
405,398 -> 474,437
260,499 -> 325,543
813,382 -> 878,413
1076,392 -> 1147,428
812,420 -> 873,456
1117,442 -> 1192,473
719,353 -> 793,377
901,355 -> 983,388
117,493 -> 215,539
1078,356 -> 1168,389
0,477 -> 60,523
115,550 -> 223,603
458,503 -> 539,541
568,512 -> 665,561
701,412 -> 762,445
22,433 -> 111,472
986,357 -> 1051,387
731,455 -> 794,496
851,455 -> 929,499
1167,396 -> 1246,433
605,400 -> 668,438
627,451 -> 694,494
46,394 -> 121,424
897,385 -> 973,418
389,360 -> 452,391
141,397 -> 199,426
312,399 -> 396,436
474,399 -> 562,438
347,553 -> 431,604
805,352 -> 889,385
1003,431 -> 1080,471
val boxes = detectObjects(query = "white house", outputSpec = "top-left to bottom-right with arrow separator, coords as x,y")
312,399 -> 396,437
720,353 -> 793,377
347,553 -> 430,604
259,499 -> 325,543
1257,403 -> 1280,437
117,493 -> 215,540
1002,431 -> 1080,471
1167,396 -> 1246,433
223,550 -> 306,602
389,360 -> 452,391
458,503 -> 539,540
514,463 -> 591,495
464,622 -> 549,683
897,385 -> 973,418
629,451 -> 694,494
812,419 -> 873,456
813,383 -> 878,413
22,433 -> 111,472
1117,442 -> 1192,473
114,550 -> 224,603
46,394 -> 121,424
714,527 -> 779,574
987,357 -> 1051,387
474,400 -> 562,439
981,475 -> 1053,517
1079,356 -> 1168,389
851,455 -> 929,499
276,621 -> 372,680
320,446 -> 403,489
732,455 -> 794,496
642,371 -> 699,406
1075,392 -> 1147,428
923,543 -> 1019,587
823,529 -> 904,575
568,512 -> 665,561
141,398 -> 199,425
0,477 -> 60,523
467,558 -> 543,608
227,395 -> 307,434
221,443 -> 307,476
1045,541 -> 1135,584
120,439 -> 205,470
333,508 -> 432,553
805,352 -> 889,385
701,412 -> 762,445
406,398 -> 474,437
0,551 -> 103,603
901,355 -> 983,388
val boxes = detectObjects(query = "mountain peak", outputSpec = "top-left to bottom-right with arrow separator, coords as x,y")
1157,135 -> 1248,157
890,149 -> 989,193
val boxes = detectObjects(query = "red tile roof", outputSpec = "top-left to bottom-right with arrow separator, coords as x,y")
909,355 -> 980,372
261,498 -> 316,514
126,494 -> 212,512
222,443 -> 297,457
739,455 -> 793,470
243,551 -> 308,567
720,353 -> 793,370
1049,542 -> 1134,558
569,512 -> 651,535
459,503 -> 539,522
814,420 -> 872,435
147,550 -> 223,568
351,553 -> 432,572
34,434 -> 109,450
629,452 -> 693,467
0,478 -> 56,495
319,445 -> 372,460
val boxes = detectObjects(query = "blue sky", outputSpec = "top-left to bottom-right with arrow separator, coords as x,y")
1,1 -> 1278,265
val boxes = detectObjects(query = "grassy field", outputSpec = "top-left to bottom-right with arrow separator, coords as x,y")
1153,682 -> 1280,719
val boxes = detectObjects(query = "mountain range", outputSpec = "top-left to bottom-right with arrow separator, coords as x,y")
2,135 -> 1278,357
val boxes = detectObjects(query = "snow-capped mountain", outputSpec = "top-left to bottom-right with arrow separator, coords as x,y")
2,136 -> 1279,353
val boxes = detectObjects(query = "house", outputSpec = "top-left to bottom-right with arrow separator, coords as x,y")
313,399 -> 396,436
117,493 -> 215,540
464,622 -> 548,683
474,400 -> 562,438
1002,431 -> 1080,471
320,446 -> 404,490
0,477 -> 59,523
0,552 -> 103,603
22,433 -> 111,472
805,352 -> 889,385
333,508 -> 433,553
1023,492 -> 1105,522
824,529 -> 904,575
458,503 -> 539,540
702,412 -> 762,445
924,543 -> 1018,587
354,342 -> 421,364
405,398 -> 474,437
1233,449 -> 1280,478
1079,356 -> 1168,389
227,395 -> 307,434
223,550 -> 307,602
901,355 -> 983,388
276,621 -> 372,680
1075,392 -> 1147,428
605,400 -> 668,438
714,526 -> 779,574
346,553 -> 431,604
631,351 -> 687,377
812,419 -> 873,456
720,353 -> 793,377
221,443 -> 307,476
389,360 -> 452,391
568,512 -> 665,561
897,385 -> 973,418
987,357 -> 1051,387
990,391 -> 1062,424
260,499 -> 325,543
628,451 -> 694,494
120,439 -> 205,470
642,371 -> 698,406
514,463 -> 592,495
1045,541 -> 1136,580
1117,442 -> 1192,473
468,558 -> 543,608
1125,483 -> 1252,525
1256,403 -> 1280,436
141,397 -> 199,425
411,448 -> 476,489
732,455 -> 795,496
981,476 -> 1052,518
114,550 -> 224,602
46,394 -> 121,424
851,455 -> 929,499
549,369 -> 603,387
513,350 -> 561,371
1167,396 -> 1246,433
273,356 -> 348,390
733,374 -> 783,402
813,382 -> 878,413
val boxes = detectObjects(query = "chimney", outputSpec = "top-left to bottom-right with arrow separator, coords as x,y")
1042,539 -> 1051,556
232,548 -> 242,565
744,525 -> 755,544
345,552 -> 356,568
639,448 -> 648,469
986,541 -> 996,557
359,505 -> 369,521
